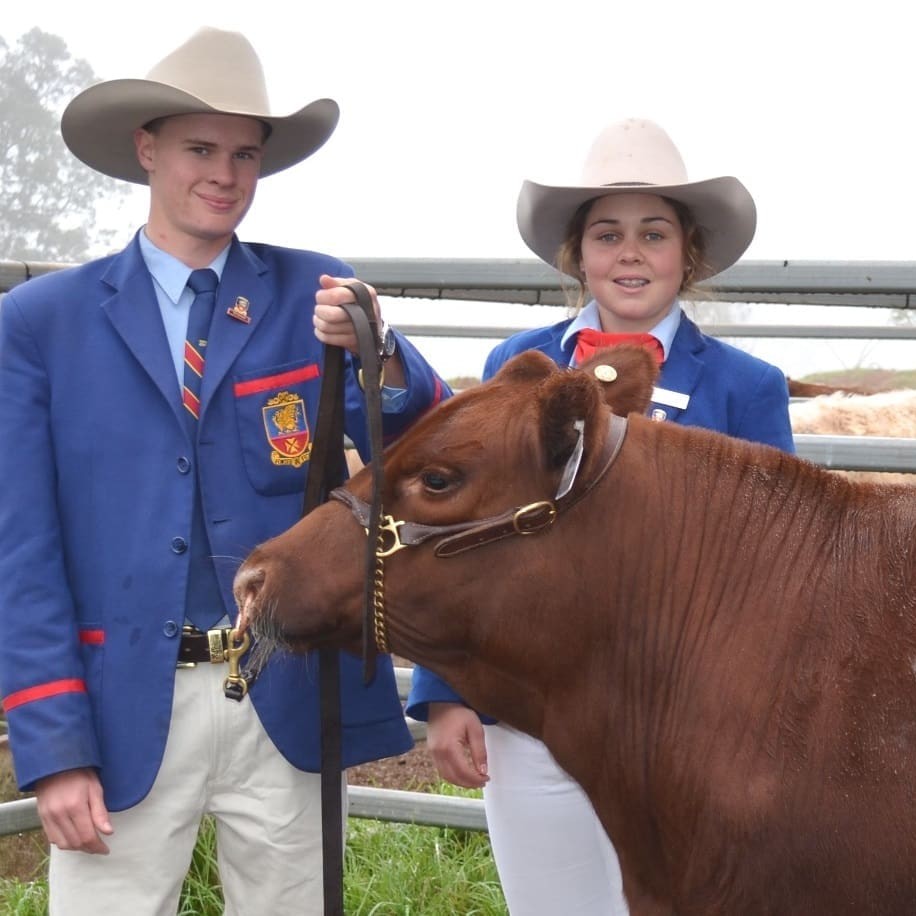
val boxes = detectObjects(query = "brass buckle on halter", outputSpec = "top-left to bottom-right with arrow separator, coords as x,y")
374,515 -> 407,557
512,501 -> 557,535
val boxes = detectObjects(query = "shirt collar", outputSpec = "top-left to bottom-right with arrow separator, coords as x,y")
561,299 -> 681,363
138,229 -> 231,304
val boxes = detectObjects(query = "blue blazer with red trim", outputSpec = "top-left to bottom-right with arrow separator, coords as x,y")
406,311 -> 794,719
0,233 -> 448,810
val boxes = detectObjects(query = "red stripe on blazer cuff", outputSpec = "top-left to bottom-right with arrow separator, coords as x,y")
2,678 -> 87,712
79,629 -> 105,645
234,364 -> 320,397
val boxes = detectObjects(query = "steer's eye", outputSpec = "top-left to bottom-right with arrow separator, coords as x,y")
420,470 -> 453,492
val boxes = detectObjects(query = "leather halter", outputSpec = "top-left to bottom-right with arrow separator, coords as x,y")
330,411 -> 628,650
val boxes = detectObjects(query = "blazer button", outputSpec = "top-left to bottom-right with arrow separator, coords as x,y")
171,537 -> 188,554
163,621 -> 180,637
177,456 -> 191,474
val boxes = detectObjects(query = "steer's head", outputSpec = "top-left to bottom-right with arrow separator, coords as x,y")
233,345 -> 657,681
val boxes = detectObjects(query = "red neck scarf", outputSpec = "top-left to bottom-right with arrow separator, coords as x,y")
573,327 -> 665,367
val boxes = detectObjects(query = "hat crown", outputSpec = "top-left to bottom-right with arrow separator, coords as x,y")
146,27 -> 271,115
580,118 -> 688,188
61,26 -> 340,184
516,117 -> 757,281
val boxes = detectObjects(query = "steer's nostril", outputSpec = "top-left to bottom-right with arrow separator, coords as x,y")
234,565 -> 266,604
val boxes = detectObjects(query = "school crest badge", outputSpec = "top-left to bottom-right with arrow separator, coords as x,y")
262,391 -> 311,467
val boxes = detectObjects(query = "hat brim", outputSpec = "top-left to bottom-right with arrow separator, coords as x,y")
516,176 -> 757,281
61,79 -> 339,184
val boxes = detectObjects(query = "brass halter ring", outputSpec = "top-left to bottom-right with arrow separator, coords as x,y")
375,515 -> 409,558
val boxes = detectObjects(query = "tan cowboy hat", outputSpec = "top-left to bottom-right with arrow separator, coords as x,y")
516,118 -> 756,280
61,27 -> 339,184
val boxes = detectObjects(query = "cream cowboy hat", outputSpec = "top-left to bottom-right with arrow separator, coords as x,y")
516,118 -> 756,280
61,27 -> 339,184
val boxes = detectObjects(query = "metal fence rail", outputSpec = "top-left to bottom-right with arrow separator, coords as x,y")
6,256 -> 916,308
793,435 -> 916,473
0,785 -> 489,839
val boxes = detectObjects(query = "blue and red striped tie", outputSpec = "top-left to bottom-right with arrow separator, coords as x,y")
181,269 -> 223,631
183,268 -> 218,426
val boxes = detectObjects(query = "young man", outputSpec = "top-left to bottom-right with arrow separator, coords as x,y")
0,27 -> 447,915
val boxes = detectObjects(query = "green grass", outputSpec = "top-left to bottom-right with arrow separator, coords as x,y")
0,879 -> 48,916
344,818 -> 504,915
0,785 -> 507,916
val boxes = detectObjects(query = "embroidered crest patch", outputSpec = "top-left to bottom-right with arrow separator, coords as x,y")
262,391 -> 311,467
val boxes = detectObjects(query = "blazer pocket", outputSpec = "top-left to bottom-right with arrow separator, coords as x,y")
233,360 -> 321,495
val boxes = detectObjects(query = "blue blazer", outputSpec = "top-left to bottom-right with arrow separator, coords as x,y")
407,311 -> 794,718
0,233 -> 448,810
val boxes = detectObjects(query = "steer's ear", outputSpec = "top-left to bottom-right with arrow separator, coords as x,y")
495,349 -> 558,384
538,370 -> 602,469
578,344 -> 659,416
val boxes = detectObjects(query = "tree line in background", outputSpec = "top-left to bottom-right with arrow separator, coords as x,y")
0,27 -> 124,262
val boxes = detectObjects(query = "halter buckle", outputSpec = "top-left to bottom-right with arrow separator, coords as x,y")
512,501 -> 557,534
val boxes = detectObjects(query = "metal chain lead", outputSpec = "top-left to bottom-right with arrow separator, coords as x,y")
373,528 -> 389,653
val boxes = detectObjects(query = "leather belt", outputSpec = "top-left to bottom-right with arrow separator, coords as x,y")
177,626 -> 234,668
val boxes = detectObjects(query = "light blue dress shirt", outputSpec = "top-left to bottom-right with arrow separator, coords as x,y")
137,230 -> 230,384
560,298 -> 682,365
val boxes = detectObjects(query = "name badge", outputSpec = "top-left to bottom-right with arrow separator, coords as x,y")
651,386 -> 690,410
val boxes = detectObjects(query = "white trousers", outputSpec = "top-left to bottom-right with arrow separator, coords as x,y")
483,723 -> 628,915
49,662 -> 346,916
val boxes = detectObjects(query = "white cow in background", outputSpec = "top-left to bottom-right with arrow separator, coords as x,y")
789,388 -> 916,485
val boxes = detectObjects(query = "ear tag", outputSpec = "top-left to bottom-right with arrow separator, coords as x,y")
555,419 -> 585,499
593,364 -> 618,383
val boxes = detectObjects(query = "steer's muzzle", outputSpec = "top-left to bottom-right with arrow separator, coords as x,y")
232,551 -> 296,655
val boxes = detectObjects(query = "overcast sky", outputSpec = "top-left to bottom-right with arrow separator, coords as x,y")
4,1 -> 915,378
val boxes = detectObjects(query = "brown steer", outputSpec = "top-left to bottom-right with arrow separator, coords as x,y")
234,346 -> 916,915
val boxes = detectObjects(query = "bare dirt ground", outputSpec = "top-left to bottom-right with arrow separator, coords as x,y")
348,739 -> 439,792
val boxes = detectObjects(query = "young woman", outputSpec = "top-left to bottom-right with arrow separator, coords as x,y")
407,118 -> 795,915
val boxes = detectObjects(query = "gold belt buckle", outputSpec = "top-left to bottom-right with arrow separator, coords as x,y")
177,626 -> 231,668
208,627 -> 231,664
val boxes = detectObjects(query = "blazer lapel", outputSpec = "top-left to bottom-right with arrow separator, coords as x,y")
653,316 -> 706,422
199,239 -> 273,415
547,322 -> 577,366
100,238 -> 185,427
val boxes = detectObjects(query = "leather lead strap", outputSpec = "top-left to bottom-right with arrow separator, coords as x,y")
305,280 -> 385,916
337,281 -> 385,687
306,331 -> 346,916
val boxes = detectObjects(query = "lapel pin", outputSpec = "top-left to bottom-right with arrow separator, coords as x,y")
227,296 -> 252,324
651,408 -> 668,422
